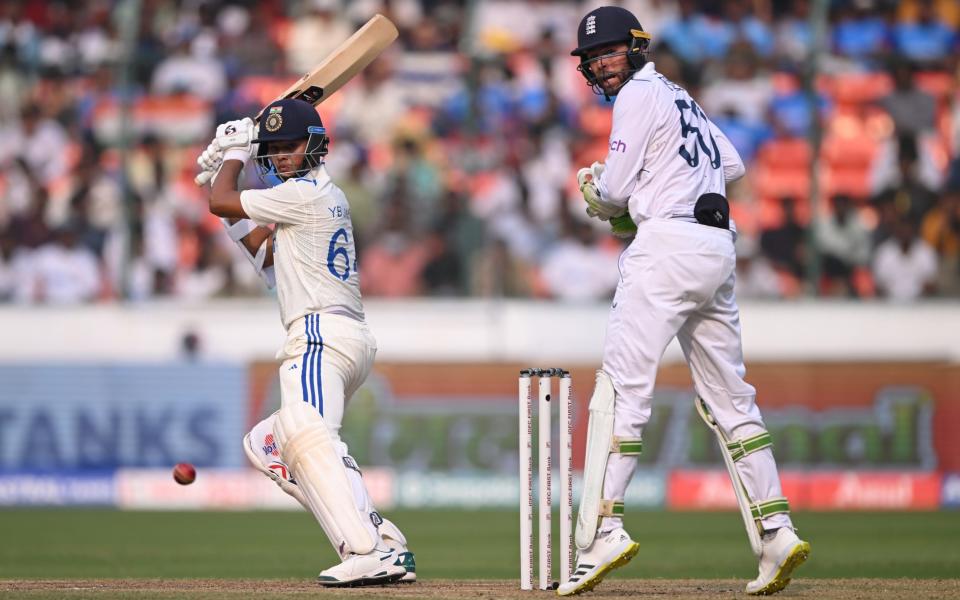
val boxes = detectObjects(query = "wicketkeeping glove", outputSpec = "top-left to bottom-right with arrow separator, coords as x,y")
577,162 -> 626,221
609,213 -> 638,238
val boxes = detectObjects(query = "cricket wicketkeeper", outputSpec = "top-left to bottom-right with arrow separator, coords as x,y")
560,6 -> 810,596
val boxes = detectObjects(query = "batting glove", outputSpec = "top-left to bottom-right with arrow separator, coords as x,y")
194,140 -> 226,186
197,140 -> 223,172
215,117 -> 255,164
577,162 -> 626,221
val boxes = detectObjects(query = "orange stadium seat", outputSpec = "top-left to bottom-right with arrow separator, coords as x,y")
914,71 -> 955,103
237,76 -> 290,108
823,167 -> 871,199
771,72 -> 801,95
825,73 -> 893,106
756,138 -> 811,169
730,198 -> 760,236
821,135 -> 878,169
579,104 -> 613,137
844,267 -> 876,298
758,195 -> 813,229
754,167 -> 811,202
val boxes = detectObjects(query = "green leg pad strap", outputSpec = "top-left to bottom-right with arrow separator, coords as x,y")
599,500 -> 625,518
612,437 -> 643,456
750,497 -> 790,520
726,432 -> 773,462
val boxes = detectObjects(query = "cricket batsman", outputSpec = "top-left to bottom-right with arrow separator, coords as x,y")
560,6 -> 810,596
196,98 -> 414,587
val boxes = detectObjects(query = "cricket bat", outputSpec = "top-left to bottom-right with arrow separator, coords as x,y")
196,14 -> 398,185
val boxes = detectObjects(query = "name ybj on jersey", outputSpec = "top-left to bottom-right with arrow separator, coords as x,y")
328,204 -> 351,219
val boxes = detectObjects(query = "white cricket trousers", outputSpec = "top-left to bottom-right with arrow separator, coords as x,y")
601,218 -> 791,532
276,312 -> 377,438
248,312 -> 394,558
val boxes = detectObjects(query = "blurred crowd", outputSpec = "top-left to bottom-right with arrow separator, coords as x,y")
0,0 -> 958,304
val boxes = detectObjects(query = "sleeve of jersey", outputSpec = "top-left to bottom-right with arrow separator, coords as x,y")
596,83 -> 659,205
239,181 -> 312,227
709,120 -> 746,183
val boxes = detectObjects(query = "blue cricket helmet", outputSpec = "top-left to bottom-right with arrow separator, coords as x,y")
254,98 -> 323,142
570,6 -> 652,98
253,98 -> 329,179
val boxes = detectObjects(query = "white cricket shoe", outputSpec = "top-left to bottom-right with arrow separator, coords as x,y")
556,528 -> 639,596
380,526 -> 416,583
745,527 -> 811,595
316,548 -> 407,587
386,543 -> 416,583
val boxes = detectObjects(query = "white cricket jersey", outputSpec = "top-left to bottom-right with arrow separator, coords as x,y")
240,164 -> 364,329
596,62 -> 745,227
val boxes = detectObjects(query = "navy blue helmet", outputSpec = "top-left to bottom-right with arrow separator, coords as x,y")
252,98 -> 329,180
571,6 -> 652,98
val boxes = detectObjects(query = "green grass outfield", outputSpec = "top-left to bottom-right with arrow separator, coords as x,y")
2,509 -> 958,580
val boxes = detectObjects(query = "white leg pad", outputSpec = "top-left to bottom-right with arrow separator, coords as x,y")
243,413 -> 309,510
378,518 -> 408,548
575,370 -> 617,550
273,402 -> 379,556
696,396 -> 764,557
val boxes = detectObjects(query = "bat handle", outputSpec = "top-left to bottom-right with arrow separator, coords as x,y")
195,170 -> 213,187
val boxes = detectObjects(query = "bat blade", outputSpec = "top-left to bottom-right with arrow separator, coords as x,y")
196,14 -> 398,186
256,14 -> 399,120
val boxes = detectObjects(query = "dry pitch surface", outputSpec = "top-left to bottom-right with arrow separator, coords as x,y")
2,579 -> 958,599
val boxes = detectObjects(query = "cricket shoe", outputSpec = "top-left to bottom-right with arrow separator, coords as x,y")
316,548 -> 407,587
745,527 -> 811,595
380,518 -> 416,582
556,527 -> 639,596
391,548 -> 416,583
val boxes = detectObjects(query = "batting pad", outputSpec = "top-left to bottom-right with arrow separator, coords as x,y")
274,402 -> 379,555
576,370 -> 618,550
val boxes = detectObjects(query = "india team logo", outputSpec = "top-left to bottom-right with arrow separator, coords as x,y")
265,106 -> 283,132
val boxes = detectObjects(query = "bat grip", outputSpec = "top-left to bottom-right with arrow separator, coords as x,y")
195,170 -> 213,187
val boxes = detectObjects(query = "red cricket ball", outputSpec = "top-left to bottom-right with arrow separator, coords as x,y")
173,462 -> 197,485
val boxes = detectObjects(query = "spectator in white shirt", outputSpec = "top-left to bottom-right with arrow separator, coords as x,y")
872,218 -> 938,301
1,106 -> 69,188
285,0 -> 351,76
540,219 -> 620,302
28,224 -> 101,304
151,39 -> 227,102
815,194 -> 871,297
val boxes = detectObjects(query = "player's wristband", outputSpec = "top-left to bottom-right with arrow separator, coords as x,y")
223,148 -> 251,164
